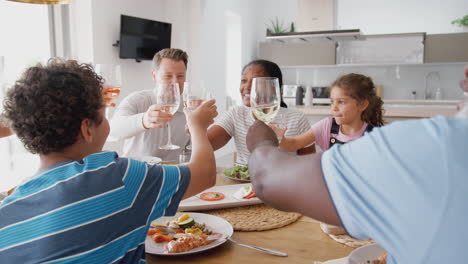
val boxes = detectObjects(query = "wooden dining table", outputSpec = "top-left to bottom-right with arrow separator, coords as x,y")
147,154 -> 354,264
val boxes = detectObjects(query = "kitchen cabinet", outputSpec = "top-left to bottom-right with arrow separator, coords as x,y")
260,32 -> 468,65
424,32 -> 468,63
258,41 -> 335,66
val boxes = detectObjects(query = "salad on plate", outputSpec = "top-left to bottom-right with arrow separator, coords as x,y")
223,164 -> 250,181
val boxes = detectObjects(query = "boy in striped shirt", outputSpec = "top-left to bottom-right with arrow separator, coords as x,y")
0,58 -> 218,263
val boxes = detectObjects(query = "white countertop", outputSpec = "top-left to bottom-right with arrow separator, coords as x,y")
291,100 -> 458,118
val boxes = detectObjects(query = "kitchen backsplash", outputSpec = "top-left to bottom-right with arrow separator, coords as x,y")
281,63 -> 467,100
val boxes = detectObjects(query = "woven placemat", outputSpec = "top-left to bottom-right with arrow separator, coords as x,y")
204,204 -> 301,231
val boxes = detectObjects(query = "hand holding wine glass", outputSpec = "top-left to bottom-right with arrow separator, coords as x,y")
96,64 -> 122,108
184,99 -> 218,132
184,81 -> 212,111
250,77 -> 281,123
154,82 -> 181,150
142,104 -> 173,129
183,81 -> 213,149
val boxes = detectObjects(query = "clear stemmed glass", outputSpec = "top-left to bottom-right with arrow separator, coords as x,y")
95,64 -> 122,119
154,82 -> 181,150
269,113 -> 287,141
184,81 -> 212,150
250,77 -> 281,123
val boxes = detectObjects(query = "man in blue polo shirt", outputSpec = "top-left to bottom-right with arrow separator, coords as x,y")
245,66 -> 468,264
0,58 -> 218,263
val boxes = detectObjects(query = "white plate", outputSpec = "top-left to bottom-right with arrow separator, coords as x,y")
178,184 -> 262,211
145,212 -> 233,255
348,244 -> 385,264
322,257 -> 348,264
222,174 -> 251,182
138,156 -> 162,165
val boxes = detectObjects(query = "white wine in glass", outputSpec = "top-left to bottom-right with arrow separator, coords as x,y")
159,104 -> 179,115
184,81 -> 211,110
154,82 -> 181,150
250,77 -> 280,123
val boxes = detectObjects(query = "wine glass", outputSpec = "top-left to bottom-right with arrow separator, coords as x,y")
185,81 -> 213,110
96,64 -> 122,119
250,77 -> 281,123
183,81 -> 212,150
154,82 -> 181,150
269,113 -> 287,141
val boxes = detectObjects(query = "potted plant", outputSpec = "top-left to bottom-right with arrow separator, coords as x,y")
266,17 -> 295,35
451,15 -> 468,27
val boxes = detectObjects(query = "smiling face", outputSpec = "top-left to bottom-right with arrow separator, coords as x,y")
152,58 -> 187,94
240,64 -> 269,107
330,86 -> 369,125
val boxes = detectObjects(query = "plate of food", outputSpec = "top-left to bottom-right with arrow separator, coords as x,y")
223,164 -> 250,182
145,212 -> 233,255
348,244 -> 386,264
178,183 -> 262,211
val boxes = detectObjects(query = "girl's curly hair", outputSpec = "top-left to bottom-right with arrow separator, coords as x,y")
3,58 -> 104,154
331,73 -> 384,127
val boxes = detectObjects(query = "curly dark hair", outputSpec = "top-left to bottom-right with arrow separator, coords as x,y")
331,73 -> 385,127
3,58 -> 104,154
243,59 -> 287,108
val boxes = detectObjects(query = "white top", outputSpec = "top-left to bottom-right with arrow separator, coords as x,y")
109,90 -> 189,162
215,105 -> 311,165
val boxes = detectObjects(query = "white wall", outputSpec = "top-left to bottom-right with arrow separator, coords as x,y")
90,0 -> 170,109
68,0 -> 468,157
0,2 -> 51,191
337,0 -> 468,34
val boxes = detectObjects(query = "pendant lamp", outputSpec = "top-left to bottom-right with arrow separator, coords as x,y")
7,0 -> 72,4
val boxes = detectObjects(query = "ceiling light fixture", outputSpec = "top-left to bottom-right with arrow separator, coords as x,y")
7,0 -> 72,4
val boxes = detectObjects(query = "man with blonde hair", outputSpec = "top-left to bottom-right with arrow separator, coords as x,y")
110,48 -> 190,161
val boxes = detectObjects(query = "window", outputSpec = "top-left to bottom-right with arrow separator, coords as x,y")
0,2 -> 51,191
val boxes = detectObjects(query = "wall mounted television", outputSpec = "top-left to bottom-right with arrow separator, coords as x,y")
119,15 -> 171,62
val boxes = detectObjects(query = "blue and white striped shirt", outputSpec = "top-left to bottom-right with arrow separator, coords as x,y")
0,151 -> 190,264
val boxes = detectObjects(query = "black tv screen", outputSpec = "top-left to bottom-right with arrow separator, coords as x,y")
119,15 -> 171,61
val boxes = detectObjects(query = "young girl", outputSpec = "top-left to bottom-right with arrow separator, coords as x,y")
277,73 -> 384,153
275,73 -> 384,237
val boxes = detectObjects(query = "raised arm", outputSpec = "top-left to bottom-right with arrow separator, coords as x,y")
278,129 -> 316,152
184,100 -> 218,198
207,125 -> 232,151
246,121 -> 341,226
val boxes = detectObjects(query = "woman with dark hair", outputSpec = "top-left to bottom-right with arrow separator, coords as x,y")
207,59 -> 311,165
241,60 -> 288,108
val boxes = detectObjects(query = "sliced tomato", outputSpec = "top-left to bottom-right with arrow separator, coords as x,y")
152,234 -> 174,243
243,185 -> 256,199
200,192 -> 225,201
243,191 -> 256,199
147,228 -> 161,236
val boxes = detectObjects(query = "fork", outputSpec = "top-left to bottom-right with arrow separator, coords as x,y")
228,237 -> 288,257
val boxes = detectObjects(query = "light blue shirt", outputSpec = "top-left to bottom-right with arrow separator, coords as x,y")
321,116 -> 468,264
